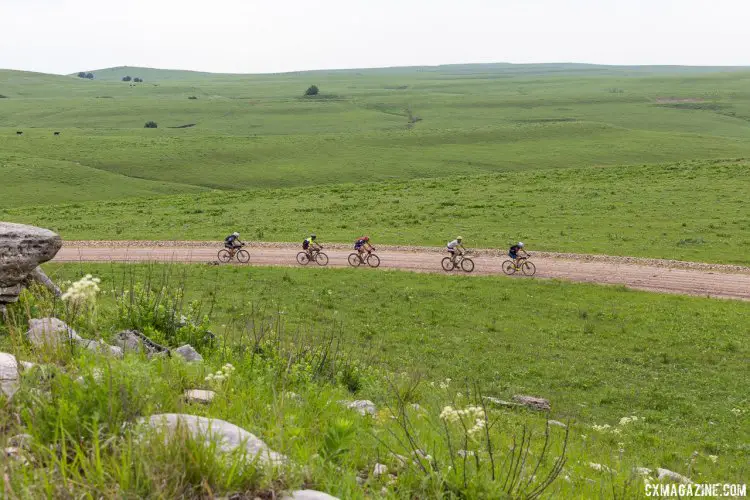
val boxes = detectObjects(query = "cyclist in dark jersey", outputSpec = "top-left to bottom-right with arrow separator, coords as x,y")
509,242 -> 529,266
354,236 -> 375,256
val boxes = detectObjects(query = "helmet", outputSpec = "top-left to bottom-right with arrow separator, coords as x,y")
311,234 -> 317,239
518,242 -> 524,248
232,232 -> 239,237
456,236 -> 463,241
364,236 -> 370,241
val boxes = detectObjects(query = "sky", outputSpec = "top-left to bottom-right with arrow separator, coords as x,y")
1,0 -> 749,75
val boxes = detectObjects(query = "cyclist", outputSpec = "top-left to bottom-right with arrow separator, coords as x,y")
446,236 -> 465,264
354,235 -> 375,257
303,234 -> 322,259
509,242 -> 529,267
224,232 -> 244,256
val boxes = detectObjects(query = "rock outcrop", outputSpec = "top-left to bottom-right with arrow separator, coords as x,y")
281,491 -> 340,500
174,344 -> 202,362
0,222 -> 62,309
27,317 -> 122,357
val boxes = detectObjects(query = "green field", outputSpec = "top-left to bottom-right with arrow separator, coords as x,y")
2,65 -> 750,208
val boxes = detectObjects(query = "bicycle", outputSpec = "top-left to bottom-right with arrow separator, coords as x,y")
348,250 -> 381,268
441,251 -> 475,273
502,255 -> 536,276
217,243 -> 250,264
296,247 -> 329,266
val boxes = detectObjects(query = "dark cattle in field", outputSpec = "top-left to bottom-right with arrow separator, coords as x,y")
54,132 -> 60,136
16,131 -> 22,135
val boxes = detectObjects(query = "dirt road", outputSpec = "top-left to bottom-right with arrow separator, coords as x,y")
53,242 -> 750,301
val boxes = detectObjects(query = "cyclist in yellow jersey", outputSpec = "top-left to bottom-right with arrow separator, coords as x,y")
302,234 -> 321,259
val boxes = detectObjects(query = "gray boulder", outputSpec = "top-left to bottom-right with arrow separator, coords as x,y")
174,344 -> 202,362
512,395 -> 551,412
27,317 -> 82,348
0,352 -> 20,398
79,338 -> 124,358
114,330 -> 170,358
281,491 -> 340,500
0,222 -> 62,305
657,468 -> 692,484
143,413 -> 285,466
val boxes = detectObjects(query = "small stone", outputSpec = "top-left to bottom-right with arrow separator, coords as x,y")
346,400 -> 376,416
373,463 -> 388,477
9,434 -> 32,449
19,360 -> 36,371
280,491 -> 339,500
548,420 -> 567,428
184,389 -> 216,404
512,395 -> 551,411
174,344 -> 203,362
657,468 -> 692,484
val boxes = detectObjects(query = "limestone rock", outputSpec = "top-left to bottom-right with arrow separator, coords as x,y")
347,400 -> 376,416
27,317 -> 82,348
144,413 -> 285,466
114,329 -> 170,357
0,352 -> 20,398
0,222 -> 62,304
281,491 -> 339,500
184,389 -> 216,404
657,468 -> 692,484
548,420 -> 567,429
174,344 -> 202,362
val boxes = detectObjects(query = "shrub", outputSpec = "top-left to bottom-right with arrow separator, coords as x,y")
122,76 -> 132,82
188,96 -> 198,100
304,85 -> 319,96
85,72 -> 94,80
77,72 -> 86,78
134,77 -> 143,83
0,94 -> 7,99
144,121 -> 158,128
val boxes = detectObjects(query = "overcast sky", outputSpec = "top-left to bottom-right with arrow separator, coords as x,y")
1,0 -> 749,75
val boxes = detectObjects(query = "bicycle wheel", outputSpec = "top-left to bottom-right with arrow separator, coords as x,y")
236,249 -> 250,263
461,257 -> 475,273
217,249 -> 232,263
521,261 -> 536,276
502,260 -> 516,275
441,257 -> 455,271
315,252 -> 329,266
366,253 -> 381,268
348,253 -> 361,267
296,252 -> 310,265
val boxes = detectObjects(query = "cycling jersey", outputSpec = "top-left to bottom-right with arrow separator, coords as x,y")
447,240 -> 461,249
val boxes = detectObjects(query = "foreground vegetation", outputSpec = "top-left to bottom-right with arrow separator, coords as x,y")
4,262 -> 745,494
5,159 -> 750,264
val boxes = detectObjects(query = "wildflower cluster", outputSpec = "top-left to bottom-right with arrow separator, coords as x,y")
204,363 -> 235,384
592,415 -> 641,434
440,405 -> 487,436
61,275 -> 101,306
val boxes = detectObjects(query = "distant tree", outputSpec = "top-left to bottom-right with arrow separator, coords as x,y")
77,72 -> 87,78
144,121 -> 158,128
122,76 -> 132,82
85,72 -> 94,79
0,95 -> 7,99
304,85 -> 319,96
133,77 -> 143,83
188,96 -> 198,100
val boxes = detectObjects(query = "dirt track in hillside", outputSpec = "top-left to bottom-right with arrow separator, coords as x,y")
53,242 -> 750,301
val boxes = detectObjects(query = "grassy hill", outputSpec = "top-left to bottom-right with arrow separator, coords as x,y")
3,64 -> 750,211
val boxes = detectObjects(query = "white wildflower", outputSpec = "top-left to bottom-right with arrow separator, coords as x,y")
588,462 -> 613,473
592,424 -> 612,433
61,275 -> 101,306
619,416 -> 639,426
730,408 -> 744,416
708,455 -> 718,463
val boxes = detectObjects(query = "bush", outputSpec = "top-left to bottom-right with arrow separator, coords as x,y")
122,76 -> 132,82
85,72 -> 94,80
304,85 -> 319,96
77,72 -> 86,78
0,94 -> 7,99
133,77 -> 143,83
144,121 -> 158,129
188,96 -> 198,100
